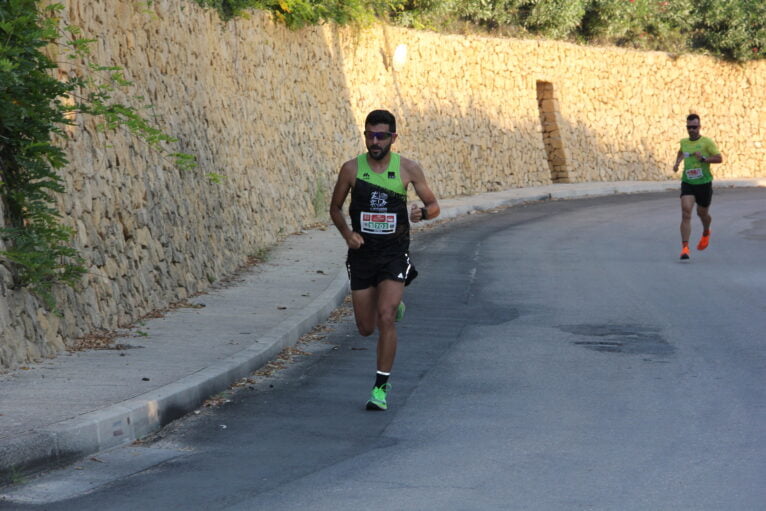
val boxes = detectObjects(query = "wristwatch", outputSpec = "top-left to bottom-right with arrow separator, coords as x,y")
700,155 -> 707,163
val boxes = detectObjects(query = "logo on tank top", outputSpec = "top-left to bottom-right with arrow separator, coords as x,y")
370,191 -> 388,210
388,171 -> 395,179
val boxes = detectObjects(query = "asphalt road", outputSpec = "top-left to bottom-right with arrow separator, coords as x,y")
4,189 -> 765,510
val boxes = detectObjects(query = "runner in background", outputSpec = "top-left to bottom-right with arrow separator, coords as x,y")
672,113 -> 723,260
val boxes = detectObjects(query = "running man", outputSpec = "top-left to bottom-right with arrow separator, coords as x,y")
329,109 -> 440,411
672,113 -> 723,260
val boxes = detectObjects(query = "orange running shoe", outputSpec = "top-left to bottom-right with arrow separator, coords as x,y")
697,231 -> 710,251
680,246 -> 690,260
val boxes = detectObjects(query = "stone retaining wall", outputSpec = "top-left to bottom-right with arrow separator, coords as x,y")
1,0 -> 764,369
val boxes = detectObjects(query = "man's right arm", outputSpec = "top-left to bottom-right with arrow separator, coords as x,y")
329,161 -> 364,249
672,150 -> 684,172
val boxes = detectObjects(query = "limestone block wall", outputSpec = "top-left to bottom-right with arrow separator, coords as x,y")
1,0 -> 764,369
344,31 -> 766,186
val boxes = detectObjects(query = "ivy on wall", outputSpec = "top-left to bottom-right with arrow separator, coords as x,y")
0,1 -> 196,308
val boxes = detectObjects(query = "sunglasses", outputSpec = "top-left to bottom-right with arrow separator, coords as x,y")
686,125 -> 700,129
364,131 -> 394,141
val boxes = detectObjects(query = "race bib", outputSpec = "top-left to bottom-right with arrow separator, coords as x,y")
360,212 -> 397,234
685,167 -> 703,180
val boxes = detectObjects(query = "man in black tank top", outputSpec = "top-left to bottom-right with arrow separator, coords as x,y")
330,110 -> 440,411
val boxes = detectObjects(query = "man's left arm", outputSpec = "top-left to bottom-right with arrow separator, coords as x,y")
706,139 -> 723,164
704,153 -> 723,164
697,139 -> 723,164
404,159 -> 440,223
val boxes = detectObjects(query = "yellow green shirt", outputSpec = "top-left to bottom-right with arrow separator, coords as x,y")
679,136 -> 719,184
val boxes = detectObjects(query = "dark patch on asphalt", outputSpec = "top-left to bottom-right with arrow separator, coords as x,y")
740,210 -> 766,241
471,304 -> 519,326
560,324 -> 675,357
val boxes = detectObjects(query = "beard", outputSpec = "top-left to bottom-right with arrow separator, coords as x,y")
367,144 -> 391,161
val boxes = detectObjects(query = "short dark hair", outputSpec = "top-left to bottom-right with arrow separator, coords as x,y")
687,113 -> 700,123
365,110 -> 396,133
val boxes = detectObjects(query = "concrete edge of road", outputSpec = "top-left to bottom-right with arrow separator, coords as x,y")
2,178 -> 764,481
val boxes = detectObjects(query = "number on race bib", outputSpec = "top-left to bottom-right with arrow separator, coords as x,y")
361,212 -> 397,234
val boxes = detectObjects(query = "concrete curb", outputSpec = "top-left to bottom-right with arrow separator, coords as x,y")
2,179 -> 763,481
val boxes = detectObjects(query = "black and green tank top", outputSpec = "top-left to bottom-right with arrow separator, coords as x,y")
349,152 -> 409,256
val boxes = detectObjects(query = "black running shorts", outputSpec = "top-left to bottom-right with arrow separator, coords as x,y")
680,181 -> 713,208
346,251 -> 418,291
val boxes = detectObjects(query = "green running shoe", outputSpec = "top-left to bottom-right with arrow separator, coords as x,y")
366,383 -> 392,411
395,301 -> 406,322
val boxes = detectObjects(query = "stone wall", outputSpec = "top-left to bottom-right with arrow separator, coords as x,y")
1,0 -> 764,369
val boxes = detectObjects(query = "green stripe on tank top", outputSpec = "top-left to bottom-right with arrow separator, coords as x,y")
356,152 -> 406,196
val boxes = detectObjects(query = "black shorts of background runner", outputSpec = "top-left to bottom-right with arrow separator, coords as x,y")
680,181 -> 713,208
346,251 -> 418,291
